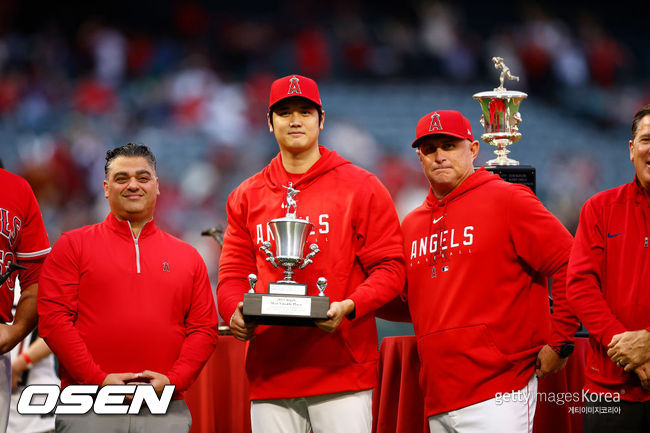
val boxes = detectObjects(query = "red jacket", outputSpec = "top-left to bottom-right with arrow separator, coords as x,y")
217,146 -> 405,400
0,169 -> 50,321
567,179 -> 650,401
38,213 -> 218,398
402,168 -> 578,417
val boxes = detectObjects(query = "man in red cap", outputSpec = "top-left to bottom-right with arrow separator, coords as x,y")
217,75 -> 405,433
401,110 -> 580,433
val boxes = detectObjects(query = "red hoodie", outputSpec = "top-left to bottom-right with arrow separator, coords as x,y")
567,179 -> 650,401
217,146 -> 405,400
38,213 -> 219,398
402,168 -> 579,417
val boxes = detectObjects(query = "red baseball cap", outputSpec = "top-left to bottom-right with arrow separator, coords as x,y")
411,110 -> 474,148
268,74 -> 322,112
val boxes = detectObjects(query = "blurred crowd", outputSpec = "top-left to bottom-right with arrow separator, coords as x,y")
0,0 -> 647,282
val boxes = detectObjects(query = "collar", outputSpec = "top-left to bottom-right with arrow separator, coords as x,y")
104,212 -> 157,239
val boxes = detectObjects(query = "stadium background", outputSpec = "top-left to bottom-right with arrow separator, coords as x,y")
1,0 -> 648,335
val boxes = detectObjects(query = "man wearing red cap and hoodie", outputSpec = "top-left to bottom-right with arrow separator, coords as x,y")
217,75 -> 405,433
401,110 -> 580,433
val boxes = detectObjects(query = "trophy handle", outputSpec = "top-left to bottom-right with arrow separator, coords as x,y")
299,244 -> 320,269
260,241 -> 279,268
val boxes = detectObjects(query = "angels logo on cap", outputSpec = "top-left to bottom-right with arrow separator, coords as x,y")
429,112 -> 442,131
287,76 -> 302,95
268,74 -> 322,112
411,110 -> 473,148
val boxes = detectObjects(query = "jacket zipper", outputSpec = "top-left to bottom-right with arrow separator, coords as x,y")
127,220 -> 149,274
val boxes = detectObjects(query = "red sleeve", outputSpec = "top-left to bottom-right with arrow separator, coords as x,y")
346,176 -> 406,318
16,258 -> 44,288
37,233 -> 107,385
166,251 -> 218,392
16,179 -> 50,260
508,186 -> 581,346
567,198 -> 627,347
217,189 -> 258,323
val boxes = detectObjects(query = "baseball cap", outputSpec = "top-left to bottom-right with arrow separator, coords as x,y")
268,74 -> 322,112
411,110 -> 473,148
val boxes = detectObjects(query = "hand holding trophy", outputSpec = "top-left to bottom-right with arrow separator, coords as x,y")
242,183 -> 330,326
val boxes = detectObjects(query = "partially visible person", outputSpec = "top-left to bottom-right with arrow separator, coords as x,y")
0,166 -> 51,432
9,332 -> 57,433
38,143 -> 218,433
567,104 -> 650,432
402,110 -> 580,433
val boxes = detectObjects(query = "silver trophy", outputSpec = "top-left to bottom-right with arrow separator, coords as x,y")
259,183 -> 321,294
473,57 -> 528,166
242,183 -> 330,326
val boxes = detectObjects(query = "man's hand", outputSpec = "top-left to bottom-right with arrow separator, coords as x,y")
634,360 -> 650,390
229,302 -> 257,342
535,344 -> 568,379
140,370 -> 171,397
315,300 -> 355,333
0,323 -> 28,355
10,354 -> 28,391
101,372 -> 139,386
608,329 -> 650,371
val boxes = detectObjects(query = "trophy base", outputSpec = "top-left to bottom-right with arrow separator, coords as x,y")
485,157 -> 519,166
242,293 -> 330,326
482,165 -> 536,194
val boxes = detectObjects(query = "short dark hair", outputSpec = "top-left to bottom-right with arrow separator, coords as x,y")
104,143 -> 157,177
631,104 -> 650,140
268,97 -> 323,128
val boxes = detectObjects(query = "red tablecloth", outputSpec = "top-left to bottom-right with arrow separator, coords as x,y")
186,336 -> 250,433
186,336 -> 589,433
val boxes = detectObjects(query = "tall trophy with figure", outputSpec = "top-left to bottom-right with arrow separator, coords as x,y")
242,183 -> 330,326
473,57 -> 535,192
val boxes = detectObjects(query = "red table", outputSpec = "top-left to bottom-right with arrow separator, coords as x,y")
186,336 -> 589,433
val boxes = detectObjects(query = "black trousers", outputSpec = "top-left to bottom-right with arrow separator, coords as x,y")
583,397 -> 650,433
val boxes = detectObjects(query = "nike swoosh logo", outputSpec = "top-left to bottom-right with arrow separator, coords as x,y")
433,216 -> 444,224
607,232 -> 623,238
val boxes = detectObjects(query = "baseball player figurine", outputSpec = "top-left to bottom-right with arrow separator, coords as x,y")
283,183 -> 300,217
492,56 -> 519,91
217,74 -> 405,433
0,167 -> 51,432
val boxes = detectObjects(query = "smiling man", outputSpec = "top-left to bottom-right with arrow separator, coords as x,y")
217,74 -> 405,433
38,143 -> 218,433
567,104 -> 650,432
401,110 -> 580,433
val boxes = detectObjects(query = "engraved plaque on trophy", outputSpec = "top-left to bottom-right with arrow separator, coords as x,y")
242,183 -> 330,326
473,57 -> 536,193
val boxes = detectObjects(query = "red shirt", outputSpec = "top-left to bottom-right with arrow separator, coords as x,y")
402,168 -> 579,417
217,146 -> 405,400
0,168 -> 50,321
567,179 -> 650,401
38,213 -> 218,397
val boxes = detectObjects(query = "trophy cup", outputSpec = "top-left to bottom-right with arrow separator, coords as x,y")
473,57 -> 535,193
242,183 -> 330,326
